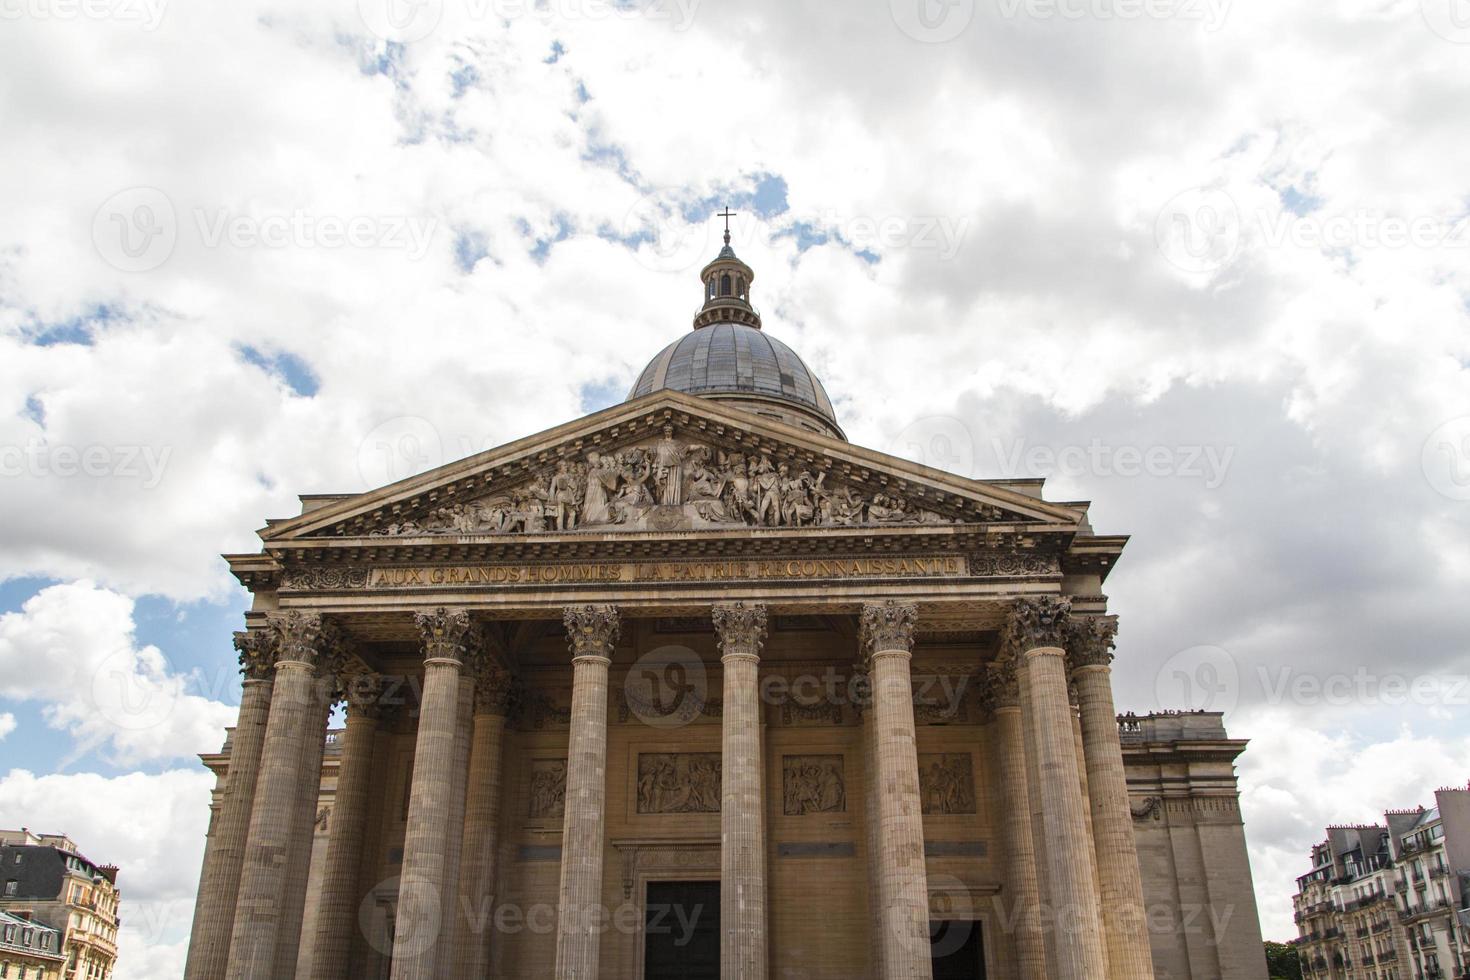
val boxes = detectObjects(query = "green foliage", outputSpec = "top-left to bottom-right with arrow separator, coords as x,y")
1264,939 -> 1303,980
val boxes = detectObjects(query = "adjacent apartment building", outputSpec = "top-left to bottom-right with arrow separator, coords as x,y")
0,909 -> 66,979
0,831 -> 119,980
1293,785 -> 1470,980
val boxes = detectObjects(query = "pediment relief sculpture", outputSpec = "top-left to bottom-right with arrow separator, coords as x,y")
356,430 -> 1015,538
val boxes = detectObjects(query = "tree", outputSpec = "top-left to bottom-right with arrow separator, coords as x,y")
1264,940 -> 1303,980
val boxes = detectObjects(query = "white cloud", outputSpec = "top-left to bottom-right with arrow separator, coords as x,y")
0,767 -> 214,980
0,712 -> 15,740
0,581 -> 235,766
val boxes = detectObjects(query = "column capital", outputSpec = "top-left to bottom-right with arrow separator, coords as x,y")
234,629 -> 278,681
414,607 -> 477,666
265,611 -> 343,671
341,672 -> 389,719
563,604 -> 620,662
712,602 -> 767,661
472,663 -> 518,716
986,654 -> 1023,711
860,600 -> 917,658
1003,596 -> 1072,656
1067,615 -> 1119,672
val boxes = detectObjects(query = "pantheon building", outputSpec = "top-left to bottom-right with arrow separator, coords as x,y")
183,228 -> 1268,980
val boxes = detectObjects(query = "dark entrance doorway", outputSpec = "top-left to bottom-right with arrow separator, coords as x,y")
931,919 -> 986,979
644,880 -> 720,980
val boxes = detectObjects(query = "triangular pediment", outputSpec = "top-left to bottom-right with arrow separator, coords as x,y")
261,391 -> 1085,543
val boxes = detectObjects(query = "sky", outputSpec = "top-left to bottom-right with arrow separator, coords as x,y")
1,0 -> 1468,973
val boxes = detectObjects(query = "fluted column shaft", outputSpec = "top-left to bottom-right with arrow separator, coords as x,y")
453,676 -> 511,980
1071,615 -> 1155,979
990,673 -> 1047,980
309,690 -> 382,980
391,608 -> 476,980
714,602 -> 769,980
434,676 -> 477,977
555,605 -> 620,980
861,671 -> 888,977
185,628 -> 275,980
277,691 -> 333,979
1011,597 -> 1107,980
225,612 -> 336,980
862,601 -> 933,980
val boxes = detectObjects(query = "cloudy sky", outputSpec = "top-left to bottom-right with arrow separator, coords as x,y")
2,0 -> 1468,972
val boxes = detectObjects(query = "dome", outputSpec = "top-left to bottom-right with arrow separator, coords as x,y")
628,323 -> 844,439
626,214 -> 845,440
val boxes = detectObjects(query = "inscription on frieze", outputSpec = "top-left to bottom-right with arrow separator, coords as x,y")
782,755 -> 847,815
528,759 -> 567,819
919,753 -> 976,815
636,753 -> 722,814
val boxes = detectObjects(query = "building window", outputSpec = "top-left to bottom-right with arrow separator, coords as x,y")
720,273 -> 731,296
3,880 -> 14,895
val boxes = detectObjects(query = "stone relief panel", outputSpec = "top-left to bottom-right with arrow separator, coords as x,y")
528,759 -> 567,819
782,755 -> 847,816
356,431 -> 1006,537
918,753 -> 976,815
636,753 -> 722,814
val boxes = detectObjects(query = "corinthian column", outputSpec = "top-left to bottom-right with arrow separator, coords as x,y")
554,604 -> 620,980
861,600 -> 933,980
1008,597 -> 1107,980
391,608 -> 478,980
184,629 -> 276,980
987,656 -> 1046,980
454,665 -> 515,980
1069,616 -> 1155,980
310,675 -> 385,980
225,611 -> 338,980
713,602 -> 769,980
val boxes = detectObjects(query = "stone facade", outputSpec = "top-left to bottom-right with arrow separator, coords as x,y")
182,235 -> 1269,979
0,832 -> 120,980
